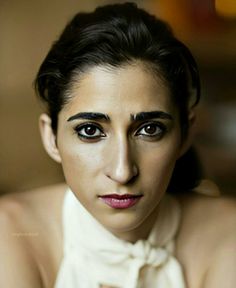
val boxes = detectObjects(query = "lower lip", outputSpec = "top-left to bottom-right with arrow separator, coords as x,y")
99,196 -> 142,209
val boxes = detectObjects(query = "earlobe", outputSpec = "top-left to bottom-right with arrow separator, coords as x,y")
39,113 -> 62,163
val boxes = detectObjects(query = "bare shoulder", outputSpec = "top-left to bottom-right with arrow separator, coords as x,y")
176,192 -> 236,288
0,183 -> 67,288
178,192 -> 236,240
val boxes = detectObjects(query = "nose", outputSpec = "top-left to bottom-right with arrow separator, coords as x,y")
104,137 -> 138,185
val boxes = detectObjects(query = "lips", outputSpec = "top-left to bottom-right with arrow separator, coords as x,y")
98,194 -> 143,209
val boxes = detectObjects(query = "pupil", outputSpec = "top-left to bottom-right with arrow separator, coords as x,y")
145,124 -> 156,134
85,126 -> 96,135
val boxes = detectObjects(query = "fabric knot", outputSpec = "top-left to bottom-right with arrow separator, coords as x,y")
129,240 -> 169,267
54,189 -> 186,288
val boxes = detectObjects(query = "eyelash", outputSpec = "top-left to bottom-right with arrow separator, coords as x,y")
73,121 -> 167,141
135,121 -> 167,139
74,122 -> 105,140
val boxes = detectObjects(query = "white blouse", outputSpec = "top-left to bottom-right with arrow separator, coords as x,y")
54,189 -> 186,288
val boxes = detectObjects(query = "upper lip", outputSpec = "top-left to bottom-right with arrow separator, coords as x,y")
98,194 -> 143,199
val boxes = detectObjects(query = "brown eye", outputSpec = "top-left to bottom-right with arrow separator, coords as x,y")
136,122 -> 166,138
74,123 -> 105,139
144,124 -> 158,135
84,125 -> 97,135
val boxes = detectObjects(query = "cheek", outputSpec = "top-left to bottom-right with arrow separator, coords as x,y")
58,141 -> 105,188
139,141 -> 180,190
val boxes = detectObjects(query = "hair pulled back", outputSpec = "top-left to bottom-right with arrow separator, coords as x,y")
35,2 -> 202,193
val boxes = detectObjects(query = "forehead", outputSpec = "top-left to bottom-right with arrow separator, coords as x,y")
62,62 -> 175,117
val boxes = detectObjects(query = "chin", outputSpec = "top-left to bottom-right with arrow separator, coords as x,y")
98,209 -> 151,237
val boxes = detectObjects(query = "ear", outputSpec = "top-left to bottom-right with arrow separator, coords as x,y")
39,113 -> 62,163
178,108 -> 197,158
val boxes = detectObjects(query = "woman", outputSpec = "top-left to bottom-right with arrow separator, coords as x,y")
0,2 -> 235,288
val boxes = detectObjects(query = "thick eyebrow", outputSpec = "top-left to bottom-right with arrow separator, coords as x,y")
67,112 -> 110,122
131,111 -> 173,122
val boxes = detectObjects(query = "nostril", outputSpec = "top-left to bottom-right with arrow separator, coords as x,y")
105,163 -> 139,185
127,172 -> 138,185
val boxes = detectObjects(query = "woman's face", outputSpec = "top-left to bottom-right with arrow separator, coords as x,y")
55,62 -> 183,240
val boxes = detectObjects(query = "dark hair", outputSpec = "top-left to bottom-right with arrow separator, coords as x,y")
35,2 -> 202,193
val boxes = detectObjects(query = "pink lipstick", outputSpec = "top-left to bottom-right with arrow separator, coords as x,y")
99,194 -> 142,209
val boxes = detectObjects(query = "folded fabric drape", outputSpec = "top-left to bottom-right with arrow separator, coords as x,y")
54,189 -> 186,288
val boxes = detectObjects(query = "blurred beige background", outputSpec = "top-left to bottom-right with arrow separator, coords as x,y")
0,0 -> 236,194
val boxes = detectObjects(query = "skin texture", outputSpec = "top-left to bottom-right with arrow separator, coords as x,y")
42,62 -> 184,242
0,62 -> 236,288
